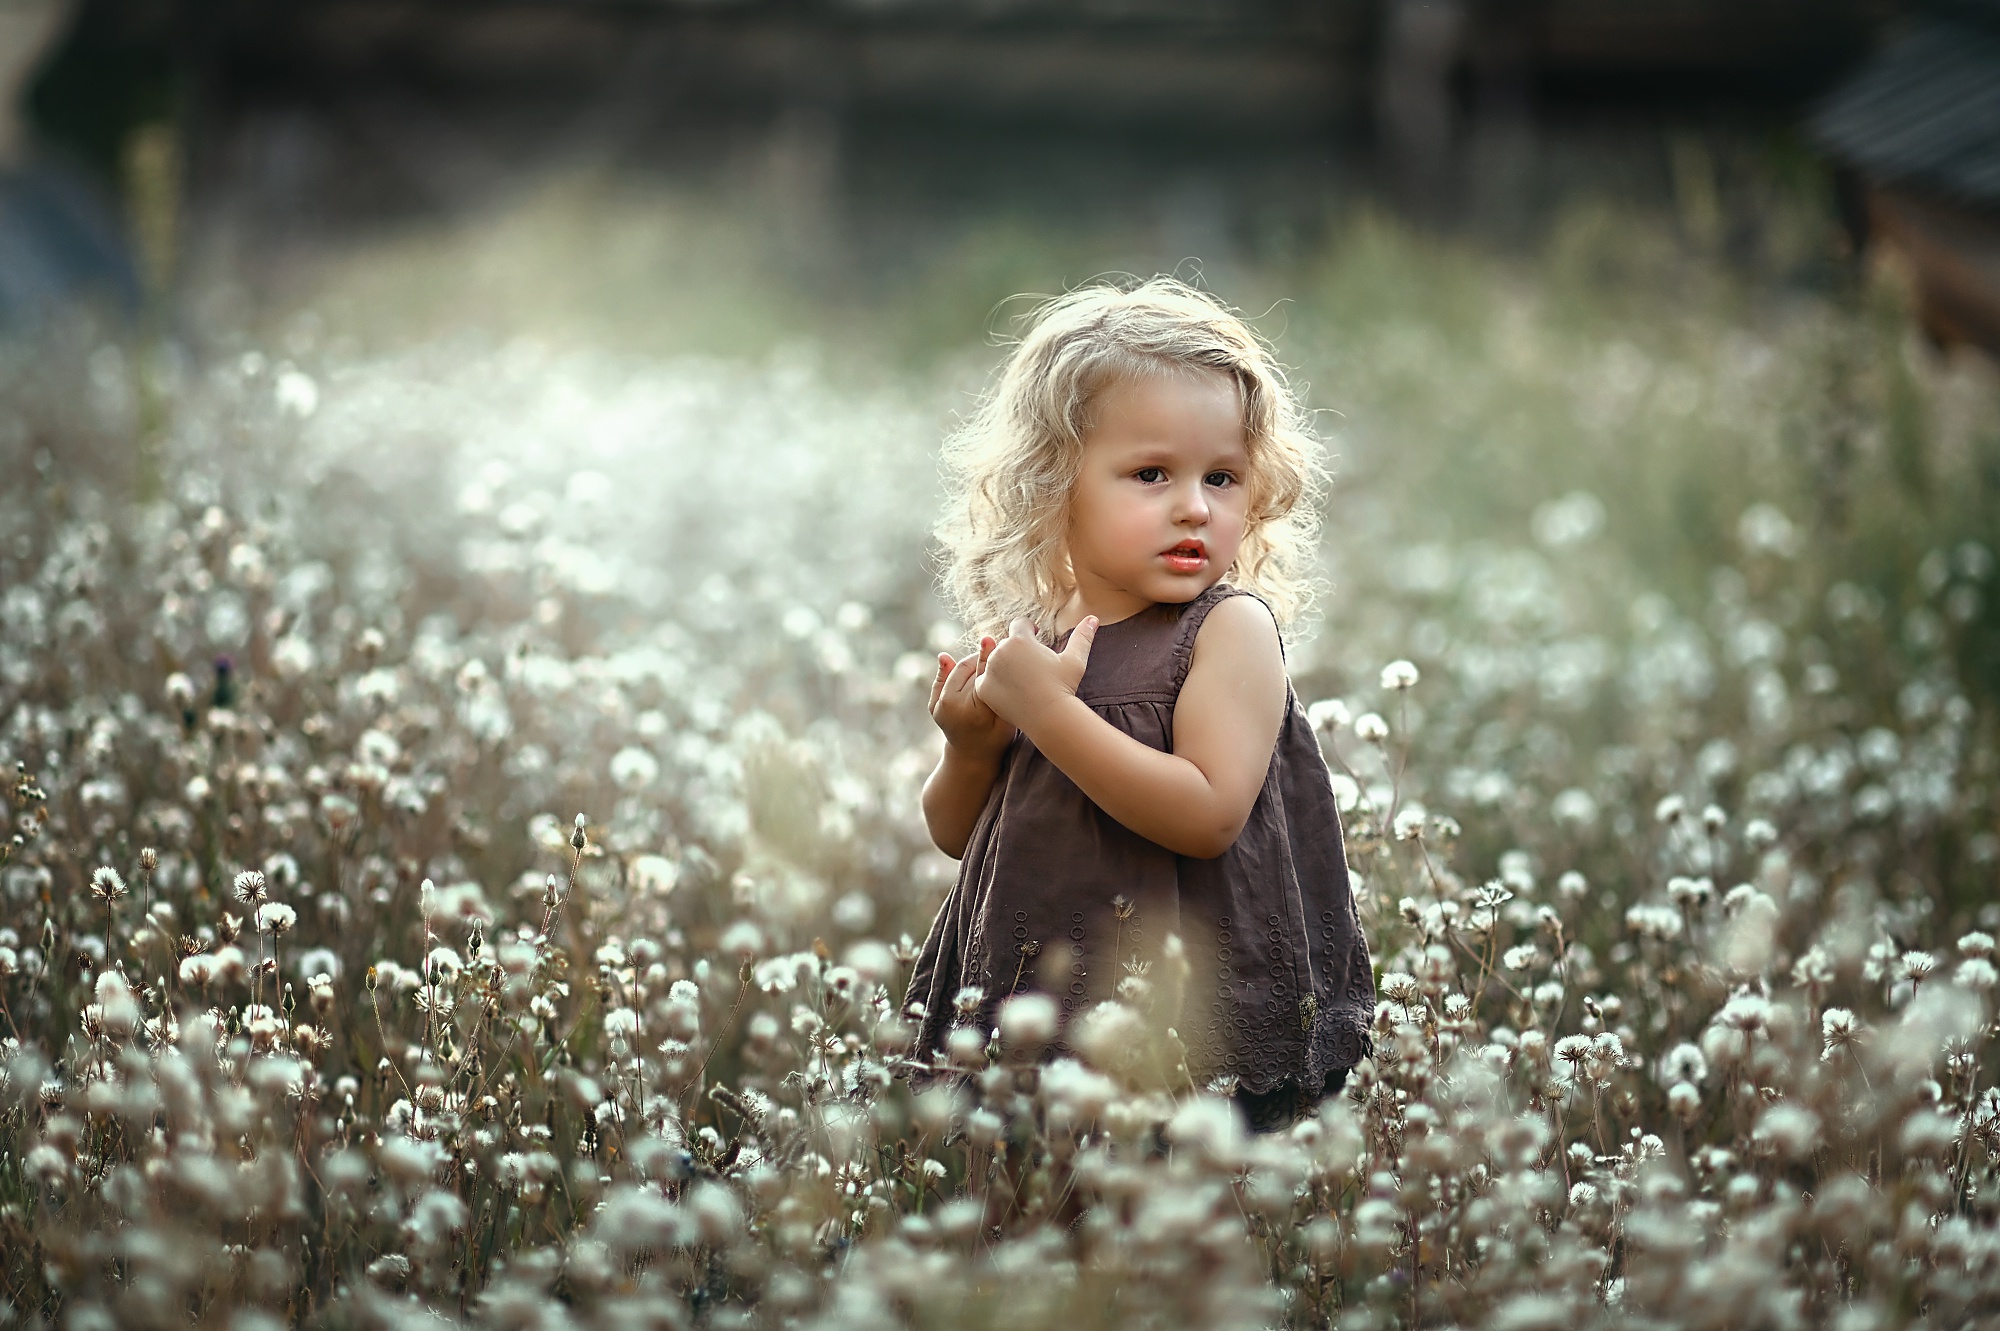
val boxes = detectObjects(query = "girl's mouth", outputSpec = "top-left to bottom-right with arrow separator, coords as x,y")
1161,541 -> 1207,573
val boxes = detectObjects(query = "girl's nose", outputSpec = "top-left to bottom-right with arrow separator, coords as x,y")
1172,480 -> 1210,524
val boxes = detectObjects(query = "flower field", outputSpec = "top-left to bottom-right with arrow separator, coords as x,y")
4,199 -> 2000,1329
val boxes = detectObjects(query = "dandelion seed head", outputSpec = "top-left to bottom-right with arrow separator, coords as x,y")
998,992 -> 1059,1047
1550,788 -> 1598,827
1954,958 -> 1998,991
1070,1001 -> 1146,1072
1752,1102 -> 1821,1159
1792,945 -> 1834,989
1625,903 -> 1684,940
1658,1042 -> 1708,1086
89,867 -> 127,902
1306,698 -> 1351,732
1553,1035 -> 1592,1066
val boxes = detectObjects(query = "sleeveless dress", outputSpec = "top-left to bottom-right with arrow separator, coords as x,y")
905,583 -> 1375,1129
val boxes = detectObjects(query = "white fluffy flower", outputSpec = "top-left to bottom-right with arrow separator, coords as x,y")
1306,698 -> 1351,732
1657,1042 -> 1708,1086
1820,1007 -> 1861,1060
1550,788 -> 1598,827
254,902 -> 297,935
1379,972 -> 1421,1006
1070,1001 -> 1146,1072
89,867 -> 127,902
1625,903 -> 1683,940
997,992 -> 1059,1047
609,746 -> 661,791
1752,1102 -> 1821,1159
1953,958 -> 1998,991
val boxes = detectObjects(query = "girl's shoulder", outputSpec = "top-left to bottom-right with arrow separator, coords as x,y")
1170,583 -> 1282,689
1072,584 -> 1279,706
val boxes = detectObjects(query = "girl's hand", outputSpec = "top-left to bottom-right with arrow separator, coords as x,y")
929,638 -> 1014,761
974,617 -> 1097,729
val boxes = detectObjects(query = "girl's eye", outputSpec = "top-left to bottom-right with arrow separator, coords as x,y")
1135,467 -> 1166,484
1204,471 -> 1237,488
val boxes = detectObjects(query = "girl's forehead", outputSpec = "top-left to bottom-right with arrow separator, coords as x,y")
1089,366 -> 1243,422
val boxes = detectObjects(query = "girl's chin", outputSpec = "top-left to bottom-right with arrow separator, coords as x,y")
1079,567 -> 1228,610
1146,570 -> 1222,600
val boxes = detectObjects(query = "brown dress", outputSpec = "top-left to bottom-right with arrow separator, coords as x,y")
906,583 -> 1375,1125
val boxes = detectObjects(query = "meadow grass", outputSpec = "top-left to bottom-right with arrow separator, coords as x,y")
2,183 -> 1999,1328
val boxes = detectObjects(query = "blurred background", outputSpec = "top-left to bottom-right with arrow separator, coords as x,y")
3,0 -> 2000,923
4,0 -> 1996,360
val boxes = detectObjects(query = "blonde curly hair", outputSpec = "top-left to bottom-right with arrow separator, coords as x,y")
937,276 -> 1324,639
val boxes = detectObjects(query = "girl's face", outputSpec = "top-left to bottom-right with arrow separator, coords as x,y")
1064,368 -> 1252,623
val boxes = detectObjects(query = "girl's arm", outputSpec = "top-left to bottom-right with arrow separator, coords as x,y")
921,642 -> 1012,858
921,743 -> 1004,860
974,597 -> 1287,858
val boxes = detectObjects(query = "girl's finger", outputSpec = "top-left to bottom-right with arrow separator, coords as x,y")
929,653 -> 953,710
1061,615 -> 1098,670
944,652 -> 978,694
1007,617 -> 1036,642
976,635 -> 998,674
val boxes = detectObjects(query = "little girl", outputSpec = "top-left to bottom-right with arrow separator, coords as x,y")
905,277 -> 1375,1131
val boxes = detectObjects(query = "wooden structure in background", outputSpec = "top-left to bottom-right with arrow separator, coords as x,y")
1813,4 -> 2000,356
0,0 -> 1927,324
31,0 -> 1895,132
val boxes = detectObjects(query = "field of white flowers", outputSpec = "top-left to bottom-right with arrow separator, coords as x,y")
4,192 -> 2000,1329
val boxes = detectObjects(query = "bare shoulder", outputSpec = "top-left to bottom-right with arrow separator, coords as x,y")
1177,592 -> 1286,768
1189,592 -> 1283,671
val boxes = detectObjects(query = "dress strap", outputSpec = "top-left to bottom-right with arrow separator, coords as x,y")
1170,583 -> 1269,691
